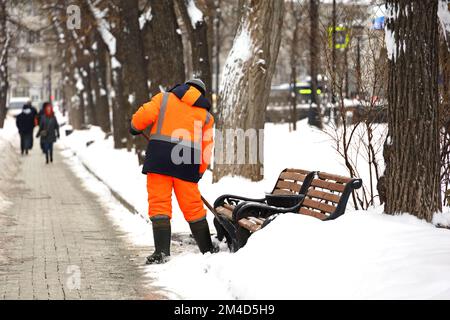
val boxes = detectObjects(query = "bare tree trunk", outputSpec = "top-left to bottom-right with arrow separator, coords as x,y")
175,0 -> 212,101
383,0 -> 442,221
289,1 -> 301,131
308,0 -> 322,129
91,34 -> 111,133
81,64 -> 97,126
115,0 -> 150,157
0,0 -> 8,129
142,0 -> 185,95
213,0 -> 284,182
214,0 -> 221,104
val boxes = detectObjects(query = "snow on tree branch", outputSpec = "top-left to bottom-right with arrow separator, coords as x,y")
219,19 -> 253,121
438,0 -> 450,46
186,0 -> 203,29
87,0 -> 116,56
139,5 -> 152,30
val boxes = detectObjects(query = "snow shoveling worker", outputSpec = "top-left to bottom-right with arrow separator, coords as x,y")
130,79 -> 215,265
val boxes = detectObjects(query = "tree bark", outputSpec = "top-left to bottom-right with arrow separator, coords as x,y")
308,0 -> 322,129
142,0 -> 185,95
175,0 -> 212,101
383,0 -> 442,221
91,33 -> 111,133
81,64 -> 97,126
213,0 -> 284,182
0,0 -> 8,129
115,0 -> 150,155
289,1 -> 301,131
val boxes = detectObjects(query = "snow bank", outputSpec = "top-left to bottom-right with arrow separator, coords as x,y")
59,118 -> 450,299
0,116 -> 20,213
150,208 -> 450,299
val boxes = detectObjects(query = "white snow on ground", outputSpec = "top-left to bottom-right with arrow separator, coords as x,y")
432,207 -> 450,227
150,208 -> 450,299
0,115 -> 20,213
61,147 -> 154,247
56,118 -> 450,299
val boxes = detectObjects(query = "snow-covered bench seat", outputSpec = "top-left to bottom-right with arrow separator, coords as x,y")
213,170 -> 362,252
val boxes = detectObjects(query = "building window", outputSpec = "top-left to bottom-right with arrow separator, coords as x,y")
27,30 -> 40,44
26,59 -> 36,72
13,87 -> 30,97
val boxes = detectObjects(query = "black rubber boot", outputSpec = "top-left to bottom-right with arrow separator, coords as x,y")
189,219 -> 214,254
146,218 -> 171,265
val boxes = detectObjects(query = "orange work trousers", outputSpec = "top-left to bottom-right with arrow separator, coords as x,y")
147,173 -> 206,222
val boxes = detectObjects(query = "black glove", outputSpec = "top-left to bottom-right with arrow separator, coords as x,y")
129,126 -> 142,136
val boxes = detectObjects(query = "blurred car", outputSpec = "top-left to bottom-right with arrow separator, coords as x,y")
7,97 -> 31,116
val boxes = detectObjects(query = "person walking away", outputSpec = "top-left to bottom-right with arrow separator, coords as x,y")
15,104 -> 36,155
36,103 -> 46,153
36,103 -> 59,164
130,79 -> 215,264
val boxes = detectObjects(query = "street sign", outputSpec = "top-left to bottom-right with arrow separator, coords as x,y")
372,16 -> 385,30
328,26 -> 350,49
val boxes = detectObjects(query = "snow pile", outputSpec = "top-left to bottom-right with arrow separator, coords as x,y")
150,208 -> 450,299
432,206 -> 450,227
59,118 -> 450,299
0,116 -> 20,213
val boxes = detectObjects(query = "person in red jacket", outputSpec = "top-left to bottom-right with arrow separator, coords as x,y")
130,79 -> 215,264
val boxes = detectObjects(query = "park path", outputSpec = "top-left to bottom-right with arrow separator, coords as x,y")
0,138 -> 163,300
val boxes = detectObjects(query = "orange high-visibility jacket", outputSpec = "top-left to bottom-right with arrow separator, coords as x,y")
131,84 -> 214,182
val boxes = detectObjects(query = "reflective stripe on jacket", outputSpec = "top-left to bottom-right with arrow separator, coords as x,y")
131,84 -> 214,182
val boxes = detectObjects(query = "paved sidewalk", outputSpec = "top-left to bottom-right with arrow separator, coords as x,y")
0,140 -> 163,300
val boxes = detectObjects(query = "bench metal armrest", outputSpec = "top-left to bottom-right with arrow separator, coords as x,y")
213,194 -> 266,208
233,195 -> 305,222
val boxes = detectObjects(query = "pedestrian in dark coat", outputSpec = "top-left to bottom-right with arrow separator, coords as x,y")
36,105 -> 46,153
16,104 -> 37,155
36,103 -> 60,164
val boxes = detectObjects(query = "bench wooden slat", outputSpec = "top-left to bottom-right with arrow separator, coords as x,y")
302,198 -> 336,214
285,168 -> 311,175
272,189 -> 295,195
299,207 -> 328,220
275,180 -> 301,193
216,206 -> 233,220
310,178 -> 346,193
247,216 -> 265,225
318,172 -> 352,184
279,172 -> 307,182
223,203 -> 236,211
238,218 -> 262,233
306,189 -> 341,203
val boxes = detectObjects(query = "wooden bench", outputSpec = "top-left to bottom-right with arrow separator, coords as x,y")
213,170 -> 362,252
